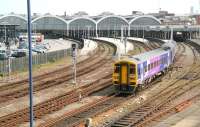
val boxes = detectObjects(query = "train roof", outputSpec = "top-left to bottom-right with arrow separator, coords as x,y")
127,47 -> 168,63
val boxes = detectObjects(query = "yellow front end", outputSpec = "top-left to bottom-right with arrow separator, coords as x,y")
112,60 -> 138,93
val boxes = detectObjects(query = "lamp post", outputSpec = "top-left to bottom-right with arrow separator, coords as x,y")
71,43 -> 77,86
27,0 -> 34,126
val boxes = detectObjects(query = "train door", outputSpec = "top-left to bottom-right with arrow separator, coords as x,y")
120,64 -> 129,84
138,64 -> 143,81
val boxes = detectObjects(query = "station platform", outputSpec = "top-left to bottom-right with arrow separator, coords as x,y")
191,39 -> 200,45
128,37 -> 149,44
95,37 -> 134,55
80,39 -> 97,55
155,100 -> 200,127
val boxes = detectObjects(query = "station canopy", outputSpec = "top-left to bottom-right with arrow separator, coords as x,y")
97,15 -> 129,30
68,17 -> 96,31
129,16 -> 161,29
31,15 -> 67,30
0,15 -> 27,30
0,14 -> 162,32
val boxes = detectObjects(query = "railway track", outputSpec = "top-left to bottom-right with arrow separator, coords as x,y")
0,38 -> 181,127
107,72 -> 200,127
0,43 -> 114,104
0,76 -> 112,127
0,45 -> 101,89
127,40 -> 149,52
104,42 -> 200,127
37,39 -> 163,127
80,40 -> 199,127
67,41 -> 197,127
0,41 -> 116,127
0,43 -> 110,89
39,93 -> 135,127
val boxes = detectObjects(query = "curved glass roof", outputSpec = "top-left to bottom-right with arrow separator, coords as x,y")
0,15 -> 27,30
32,15 -> 67,30
97,15 -> 129,30
68,17 -> 96,30
130,16 -> 161,26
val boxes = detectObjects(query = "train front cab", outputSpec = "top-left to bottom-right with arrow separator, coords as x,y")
113,61 -> 137,93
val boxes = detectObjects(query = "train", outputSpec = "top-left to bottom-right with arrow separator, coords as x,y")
112,40 -> 176,93
173,32 -> 186,42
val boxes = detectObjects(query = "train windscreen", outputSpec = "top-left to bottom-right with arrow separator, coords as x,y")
114,64 -> 120,73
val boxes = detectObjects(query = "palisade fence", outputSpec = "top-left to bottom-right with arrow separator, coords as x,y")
0,49 -> 71,75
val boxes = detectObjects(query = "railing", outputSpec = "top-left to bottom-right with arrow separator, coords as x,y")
0,49 -> 70,75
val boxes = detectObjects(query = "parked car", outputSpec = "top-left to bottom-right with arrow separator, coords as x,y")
32,44 -> 48,53
12,49 -> 27,58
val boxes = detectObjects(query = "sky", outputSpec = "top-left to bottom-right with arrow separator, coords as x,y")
0,0 -> 199,16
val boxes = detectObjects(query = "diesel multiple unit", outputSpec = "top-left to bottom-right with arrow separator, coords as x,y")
113,40 -> 176,93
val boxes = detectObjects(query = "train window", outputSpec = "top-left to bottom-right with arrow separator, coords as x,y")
151,63 -> 153,69
114,64 -> 120,73
154,62 -> 156,68
130,64 -> 135,74
148,64 -> 150,71
144,66 -> 147,72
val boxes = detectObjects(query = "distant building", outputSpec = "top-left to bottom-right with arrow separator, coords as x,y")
148,10 -> 175,18
159,15 -> 197,25
98,12 -> 114,16
73,11 -> 88,17
132,11 -> 144,15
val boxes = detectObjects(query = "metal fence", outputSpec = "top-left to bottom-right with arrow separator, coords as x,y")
0,49 -> 70,75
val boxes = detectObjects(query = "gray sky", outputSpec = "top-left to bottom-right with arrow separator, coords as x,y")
0,0 -> 199,16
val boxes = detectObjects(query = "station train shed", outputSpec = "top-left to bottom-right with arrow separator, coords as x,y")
0,14 -> 199,39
